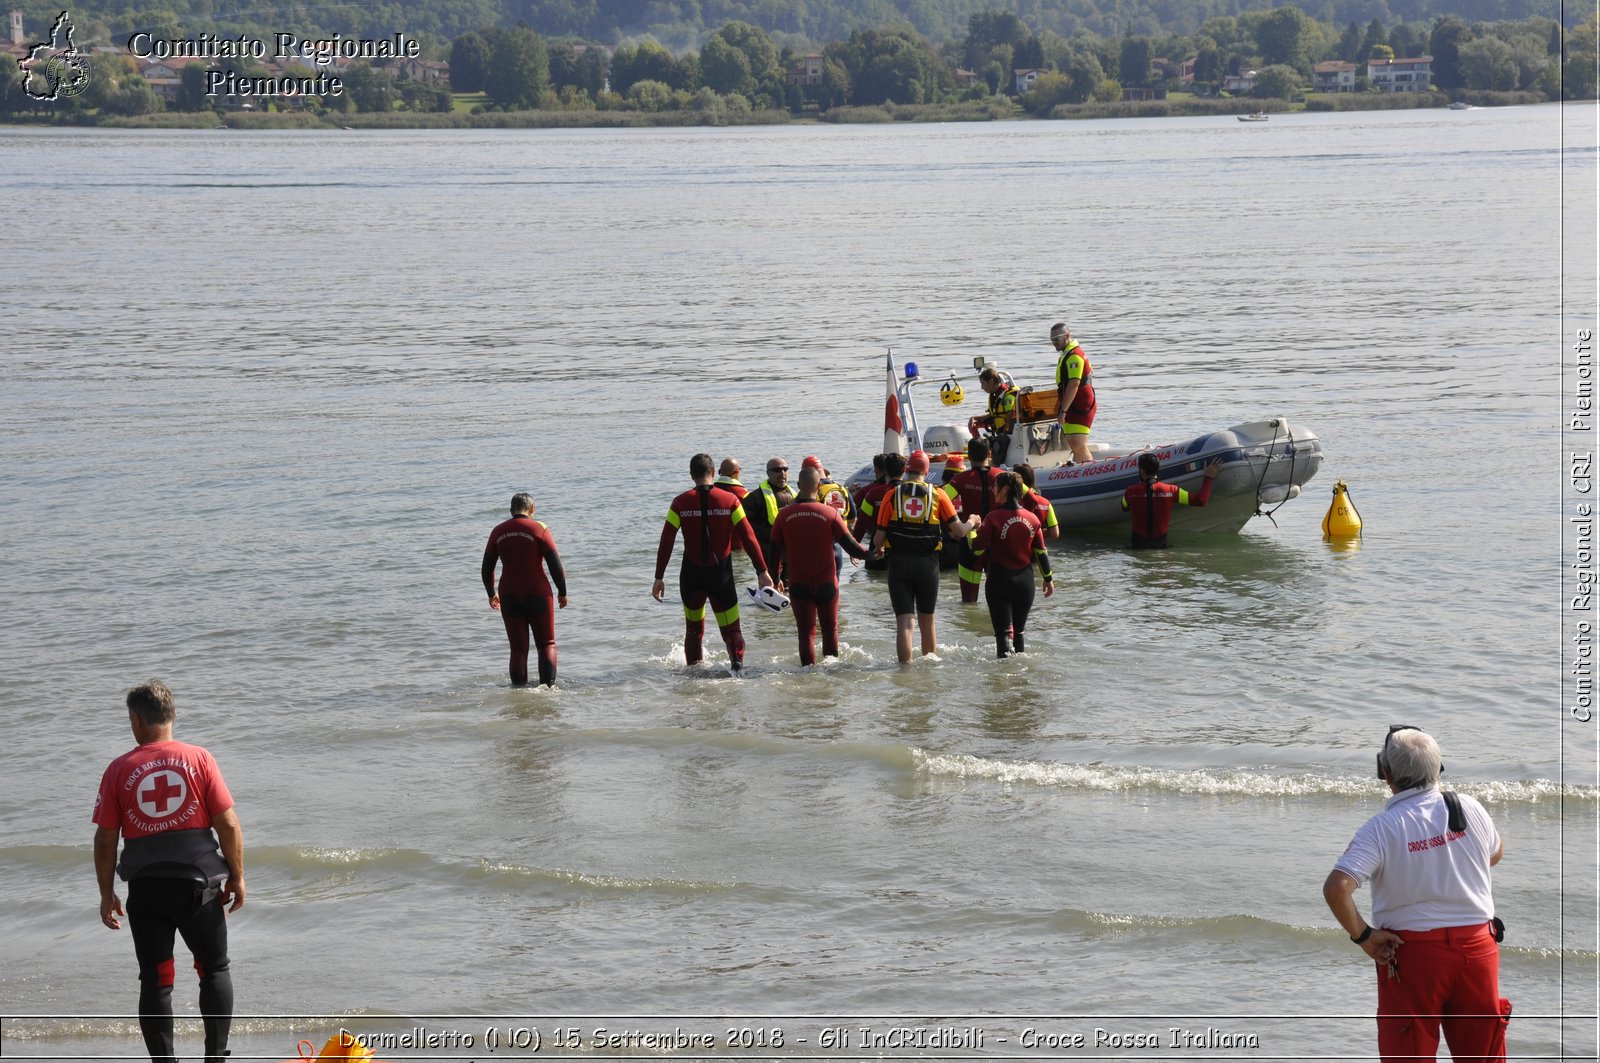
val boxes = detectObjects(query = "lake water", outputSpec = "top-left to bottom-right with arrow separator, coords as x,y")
1,105 -> 1596,1061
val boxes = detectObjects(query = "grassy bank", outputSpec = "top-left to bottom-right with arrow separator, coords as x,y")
10,90 -> 1548,131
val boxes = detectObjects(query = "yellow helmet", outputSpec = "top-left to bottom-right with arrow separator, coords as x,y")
939,377 -> 965,406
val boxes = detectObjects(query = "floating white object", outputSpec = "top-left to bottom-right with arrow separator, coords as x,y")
745,585 -> 790,612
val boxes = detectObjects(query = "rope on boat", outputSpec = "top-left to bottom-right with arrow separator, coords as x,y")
1251,418 -> 1298,529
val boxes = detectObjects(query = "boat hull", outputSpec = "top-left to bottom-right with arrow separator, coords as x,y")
1030,418 -> 1323,534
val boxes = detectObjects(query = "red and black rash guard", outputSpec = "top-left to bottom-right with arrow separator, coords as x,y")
950,466 -> 1005,521
1121,476 -> 1215,547
770,501 -> 869,586
483,516 -> 566,601
655,484 -> 766,577
974,504 -> 1050,576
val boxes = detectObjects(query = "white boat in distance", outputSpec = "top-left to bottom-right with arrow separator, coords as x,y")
848,354 -> 1324,537
1237,111 -> 1269,122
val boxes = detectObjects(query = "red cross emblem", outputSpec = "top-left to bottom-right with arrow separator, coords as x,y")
902,494 -> 926,519
137,770 -> 187,820
824,492 -> 846,513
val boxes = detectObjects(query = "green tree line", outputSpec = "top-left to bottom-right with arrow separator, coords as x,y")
4,4 -> 1595,120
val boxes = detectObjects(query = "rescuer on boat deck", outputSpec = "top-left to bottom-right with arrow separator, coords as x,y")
1121,454 -> 1224,549
971,366 -> 1019,464
1322,726 -> 1510,1062
653,452 -> 773,672
1050,322 -> 1096,465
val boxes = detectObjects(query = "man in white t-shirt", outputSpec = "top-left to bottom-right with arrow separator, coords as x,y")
1322,726 -> 1510,1062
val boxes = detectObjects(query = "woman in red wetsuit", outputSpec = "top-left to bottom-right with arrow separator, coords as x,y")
973,471 -> 1054,658
483,492 -> 568,686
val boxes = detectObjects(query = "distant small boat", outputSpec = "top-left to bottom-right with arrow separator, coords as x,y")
1447,101 -> 1472,110
1237,111 -> 1269,122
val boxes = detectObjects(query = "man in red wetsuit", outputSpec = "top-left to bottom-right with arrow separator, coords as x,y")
94,680 -> 244,1063
973,471 -> 1055,658
948,437 -> 1006,603
770,465 -> 871,665
483,492 -> 568,686
1121,454 -> 1225,549
653,452 -> 774,672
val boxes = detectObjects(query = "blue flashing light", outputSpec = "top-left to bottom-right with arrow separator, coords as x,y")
904,362 -> 920,379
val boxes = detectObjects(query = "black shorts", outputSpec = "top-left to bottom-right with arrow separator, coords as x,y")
679,556 -> 738,615
887,552 -> 940,615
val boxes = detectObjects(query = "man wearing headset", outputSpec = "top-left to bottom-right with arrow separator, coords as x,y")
1322,726 -> 1510,1062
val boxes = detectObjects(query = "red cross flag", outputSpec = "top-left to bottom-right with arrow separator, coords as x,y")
883,351 -> 904,456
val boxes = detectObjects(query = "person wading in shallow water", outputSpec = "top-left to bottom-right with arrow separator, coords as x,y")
1121,454 -> 1224,549
483,491 -> 568,686
869,449 -> 978,664
972,470 -> 1054,658
653,452 -> 773,673
94,680 -> 245,1063
769,466 -> 870,666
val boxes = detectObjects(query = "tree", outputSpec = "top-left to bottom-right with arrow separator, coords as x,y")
175,62 -> 210,112
1255,6 -> 1314,71
344,63 -> 395,112
1565,14 -> 1599,99
450,31 -> 491,93
964,10 -> 1030,70
817,57 -> 849,110
1251,63 -> 1303,98
1357,18 -> 1386,65
486,26 -> 549,109
1370,45 -> 1394,62
1336,21 -> 1361,61
1193,43 -> 1224,84
700,35 -> 753,96
1429,17 -> 1472,92
1062,49 -> 1107,102
610,40 -> 680,96
626,78 -> 671,110
1119,37 -> 1152,84
713,21 -> 779,86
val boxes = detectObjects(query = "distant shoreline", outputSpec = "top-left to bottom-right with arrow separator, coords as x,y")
1,89 -> 1551,131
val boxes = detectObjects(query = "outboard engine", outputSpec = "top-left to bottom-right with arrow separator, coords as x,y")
920,423 -> 972,459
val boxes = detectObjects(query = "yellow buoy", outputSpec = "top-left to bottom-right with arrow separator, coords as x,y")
1321,480 -> 1362,539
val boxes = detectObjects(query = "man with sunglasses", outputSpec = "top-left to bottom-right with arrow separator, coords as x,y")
1323,726 -> 1509,1062
744,457 -> 795,581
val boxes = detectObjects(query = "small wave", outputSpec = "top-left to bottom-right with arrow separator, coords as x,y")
471,860 -> 739,896
910,750 -> 1594,804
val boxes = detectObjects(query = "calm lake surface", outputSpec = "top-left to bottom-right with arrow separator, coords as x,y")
2,105 -> 1596,1061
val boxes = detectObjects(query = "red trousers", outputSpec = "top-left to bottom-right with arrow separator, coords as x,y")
1376,922 -> 1510,1062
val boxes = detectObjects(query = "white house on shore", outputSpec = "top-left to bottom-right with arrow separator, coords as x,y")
1312,60 -> 1357,93
1367,56 -> 1433,93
